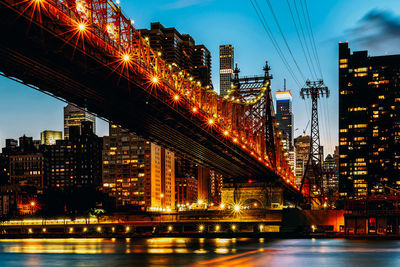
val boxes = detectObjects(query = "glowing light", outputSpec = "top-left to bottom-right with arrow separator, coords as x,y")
234,205 -> 241,212
30,201 -> 36,207
231,225 -> 236,231
199,225 -> 205,231
97,227 -> 102,232
208,118 -> 214,125
215,225 -> 220,231
233,138 -> 238,143
192,107 -> 198,113
69,227 -> 74,233
223,130 -> 229,136
28,228 -> 32,234
126,227 -> 130,232
78,23 -> 86,32
220,203 -> 225,209
173,95 -> 180,101
198,200 -> 203,205
151,77 -> 159,84
83,227 -> 87,232
168,225 -> 173,231
42,228 -> 46,232
122,54 -> 130,62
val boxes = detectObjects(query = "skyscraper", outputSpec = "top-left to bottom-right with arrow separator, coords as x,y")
138,22 -> 212,88
276,91 -> 294,147
219,44 -> 234,96
63,104 -> 96,140
339,42 -> 400,198
294,135 -> 311,187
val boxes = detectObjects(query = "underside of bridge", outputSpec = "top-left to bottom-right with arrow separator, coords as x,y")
0,0 -> 302,200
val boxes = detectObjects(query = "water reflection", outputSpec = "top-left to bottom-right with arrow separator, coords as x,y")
1,238 -> 400,266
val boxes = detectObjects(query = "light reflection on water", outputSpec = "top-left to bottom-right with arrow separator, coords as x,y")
1,238 -> 400,266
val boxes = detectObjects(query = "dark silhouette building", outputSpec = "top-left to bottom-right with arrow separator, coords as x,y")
339,42 -> 400,198
138,22 -> 212,88
43,121 -> 102,189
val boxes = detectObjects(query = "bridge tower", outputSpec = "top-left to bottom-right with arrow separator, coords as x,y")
299,80 -> 329,206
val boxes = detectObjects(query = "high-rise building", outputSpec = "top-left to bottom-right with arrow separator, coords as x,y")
276,91 -> 294,147
219,44 -> 234,96
43,121 -> 102,190
64,104 -> 96,140
102,125 -> 175,211
175,157 -> 198,207
197,166 -> 222,205
276,90 -> 295,173
138,22 -> 212,87
294,135 -> 311,187
323,154 -> 338,198
40,131 -> 62,145
339,43 -> 400,198
197,166 -> 210,203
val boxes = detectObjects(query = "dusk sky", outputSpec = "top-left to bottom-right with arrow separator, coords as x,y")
1,0 -> 400,155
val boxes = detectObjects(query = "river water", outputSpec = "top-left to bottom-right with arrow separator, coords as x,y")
0,238 -> 400,266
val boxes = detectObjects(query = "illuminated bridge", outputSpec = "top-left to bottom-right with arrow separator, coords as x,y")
0,0 -> 302,200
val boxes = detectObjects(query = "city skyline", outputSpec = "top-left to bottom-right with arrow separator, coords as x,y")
1,1 -> 400,155
3,1 -> 400,263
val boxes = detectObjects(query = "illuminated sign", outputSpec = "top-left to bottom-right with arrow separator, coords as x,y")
220,69 -> 233,74
276,91 -> 292,101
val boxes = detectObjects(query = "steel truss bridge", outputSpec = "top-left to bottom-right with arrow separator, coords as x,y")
0,0 -> 302,200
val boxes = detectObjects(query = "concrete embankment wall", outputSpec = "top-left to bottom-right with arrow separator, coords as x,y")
281,208 -> 344,233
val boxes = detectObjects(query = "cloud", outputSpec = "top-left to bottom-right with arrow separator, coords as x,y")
164,0 -> 212,9
345,9 -> 400,51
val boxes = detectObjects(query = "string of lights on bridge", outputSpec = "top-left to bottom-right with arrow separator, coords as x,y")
16,0 -> 298,190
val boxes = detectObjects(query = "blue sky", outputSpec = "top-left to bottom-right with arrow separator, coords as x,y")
1,0 -> 400,155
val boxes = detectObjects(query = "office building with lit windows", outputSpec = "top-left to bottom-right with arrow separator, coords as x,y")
339,42 -> 400,198
276,90 -> 295,172
43,121 -> 102,190
276,91 -> 294,147
64,104 -> 96,140
219,44 -> 234,96
138,23 -> 212,88
102,125 -> 175,211
294,135 -> 310,187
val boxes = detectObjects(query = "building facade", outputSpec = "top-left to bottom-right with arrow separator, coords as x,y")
102,125 -> 175,211
323,154 -> 338,198
276,91 -> 294,147
294,135 -> 311,187
175,177 -> 198,207
9,153 -> 44,190
138,22 -> 212,88
339,43 -> 400,198
43,121 -> 102,189
219,44 -> 234,96
40,130 -> 62,145
64,104 -> 96,140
